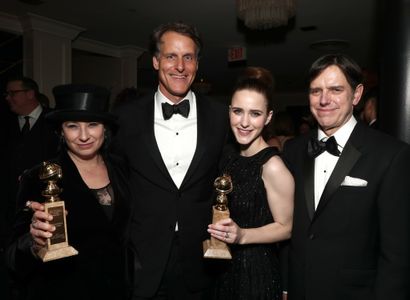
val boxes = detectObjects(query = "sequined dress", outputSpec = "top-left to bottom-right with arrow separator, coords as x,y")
214,147 -> 282,300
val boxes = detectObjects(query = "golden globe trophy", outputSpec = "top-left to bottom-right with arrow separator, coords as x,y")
37,161 -> 78,262
203,174 -> 233,259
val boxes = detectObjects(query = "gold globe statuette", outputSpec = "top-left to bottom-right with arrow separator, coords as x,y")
37,161 -> 78,262
203,174 -> 233,259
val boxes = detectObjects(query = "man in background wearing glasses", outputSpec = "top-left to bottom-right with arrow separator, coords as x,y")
3,76 -> 58,231
1,76 -> 58,296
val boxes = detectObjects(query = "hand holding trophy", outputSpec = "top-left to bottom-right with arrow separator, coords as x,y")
203,174 -> 233,259
37,161 -> 78,262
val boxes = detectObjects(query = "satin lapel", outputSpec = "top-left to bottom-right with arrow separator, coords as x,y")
60,152 -> 114,226
140,96 -> 175,183
180,95 -> 210,189
304,155 -> 315,220
61,151 -> 102,206
105,156 -> 131,233
303,132 -> 316,220
314,139 -> 361,220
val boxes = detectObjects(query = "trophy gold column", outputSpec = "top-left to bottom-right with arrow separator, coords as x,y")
37,161 -> 78,262
203,174 -> 233,259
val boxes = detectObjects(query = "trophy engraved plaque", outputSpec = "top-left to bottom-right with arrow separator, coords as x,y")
203,174 -> 233,259
37,161 -> 78,262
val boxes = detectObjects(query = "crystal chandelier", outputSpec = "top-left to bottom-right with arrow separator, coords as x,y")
237,0 -> 296,30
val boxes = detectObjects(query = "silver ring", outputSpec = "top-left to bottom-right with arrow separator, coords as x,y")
25,201 -> 32,209
225,232 -> 229,239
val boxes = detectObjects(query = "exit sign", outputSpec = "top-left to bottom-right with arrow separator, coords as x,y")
228,46 -> 247,62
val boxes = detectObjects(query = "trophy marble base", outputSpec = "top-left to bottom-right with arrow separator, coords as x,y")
203,206 -> 232,259
39,200 -> 78,262
203,239 -> 232,259
38,245 -> 78,262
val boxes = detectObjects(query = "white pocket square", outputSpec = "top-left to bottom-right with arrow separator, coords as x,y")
340,176 -> 368,187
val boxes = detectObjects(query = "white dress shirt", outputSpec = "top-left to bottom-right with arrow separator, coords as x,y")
314,116 -> 357,209
18,105 -> 43,131
154,88 -> 197,188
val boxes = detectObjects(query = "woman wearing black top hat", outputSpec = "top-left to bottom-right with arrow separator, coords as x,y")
6,84 -> 134,300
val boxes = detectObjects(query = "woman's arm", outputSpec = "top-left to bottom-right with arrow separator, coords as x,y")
208,155 -> 294,245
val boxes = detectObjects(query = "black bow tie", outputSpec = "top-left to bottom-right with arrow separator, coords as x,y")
307,136 -> 341,158
161,100 -> 190,120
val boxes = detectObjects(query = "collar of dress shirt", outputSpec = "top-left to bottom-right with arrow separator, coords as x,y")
19,104 -> 43,121
317,115 -> 357,150
154,87 -> 195,116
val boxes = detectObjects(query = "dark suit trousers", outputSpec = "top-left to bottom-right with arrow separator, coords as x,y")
132,233 -> 208,300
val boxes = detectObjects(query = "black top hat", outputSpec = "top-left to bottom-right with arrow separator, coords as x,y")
46,84 -> 117,124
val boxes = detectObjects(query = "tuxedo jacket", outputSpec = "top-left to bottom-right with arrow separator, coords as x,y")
6,150 -> 133,300
283,122 -> 410,300
113,92 -> 229,297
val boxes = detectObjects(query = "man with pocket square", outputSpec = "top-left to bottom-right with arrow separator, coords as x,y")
283,53 -> 410,300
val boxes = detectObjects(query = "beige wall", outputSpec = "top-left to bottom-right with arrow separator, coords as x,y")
72,50 -> 122,105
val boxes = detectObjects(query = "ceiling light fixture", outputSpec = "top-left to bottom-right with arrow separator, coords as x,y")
236,0 -> 296,30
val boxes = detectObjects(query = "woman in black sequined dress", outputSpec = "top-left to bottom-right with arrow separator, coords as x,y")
208,75 -> 294,300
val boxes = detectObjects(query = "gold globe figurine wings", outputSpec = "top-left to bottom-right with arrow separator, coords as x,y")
203,174 -> 233,259
37,161 -> 78,262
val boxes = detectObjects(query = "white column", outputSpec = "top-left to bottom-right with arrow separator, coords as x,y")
72,38 -> 144,103
0,12 -> 145,107
19,13 -> 84,105
119,46 -> 144,88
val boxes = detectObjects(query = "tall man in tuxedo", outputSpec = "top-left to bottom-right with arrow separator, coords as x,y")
113,22 -> 229,299
283,54 -> 410,300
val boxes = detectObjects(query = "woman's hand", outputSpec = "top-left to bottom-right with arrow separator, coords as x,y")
28,201 -> 55,251
207,218 -> 243,244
